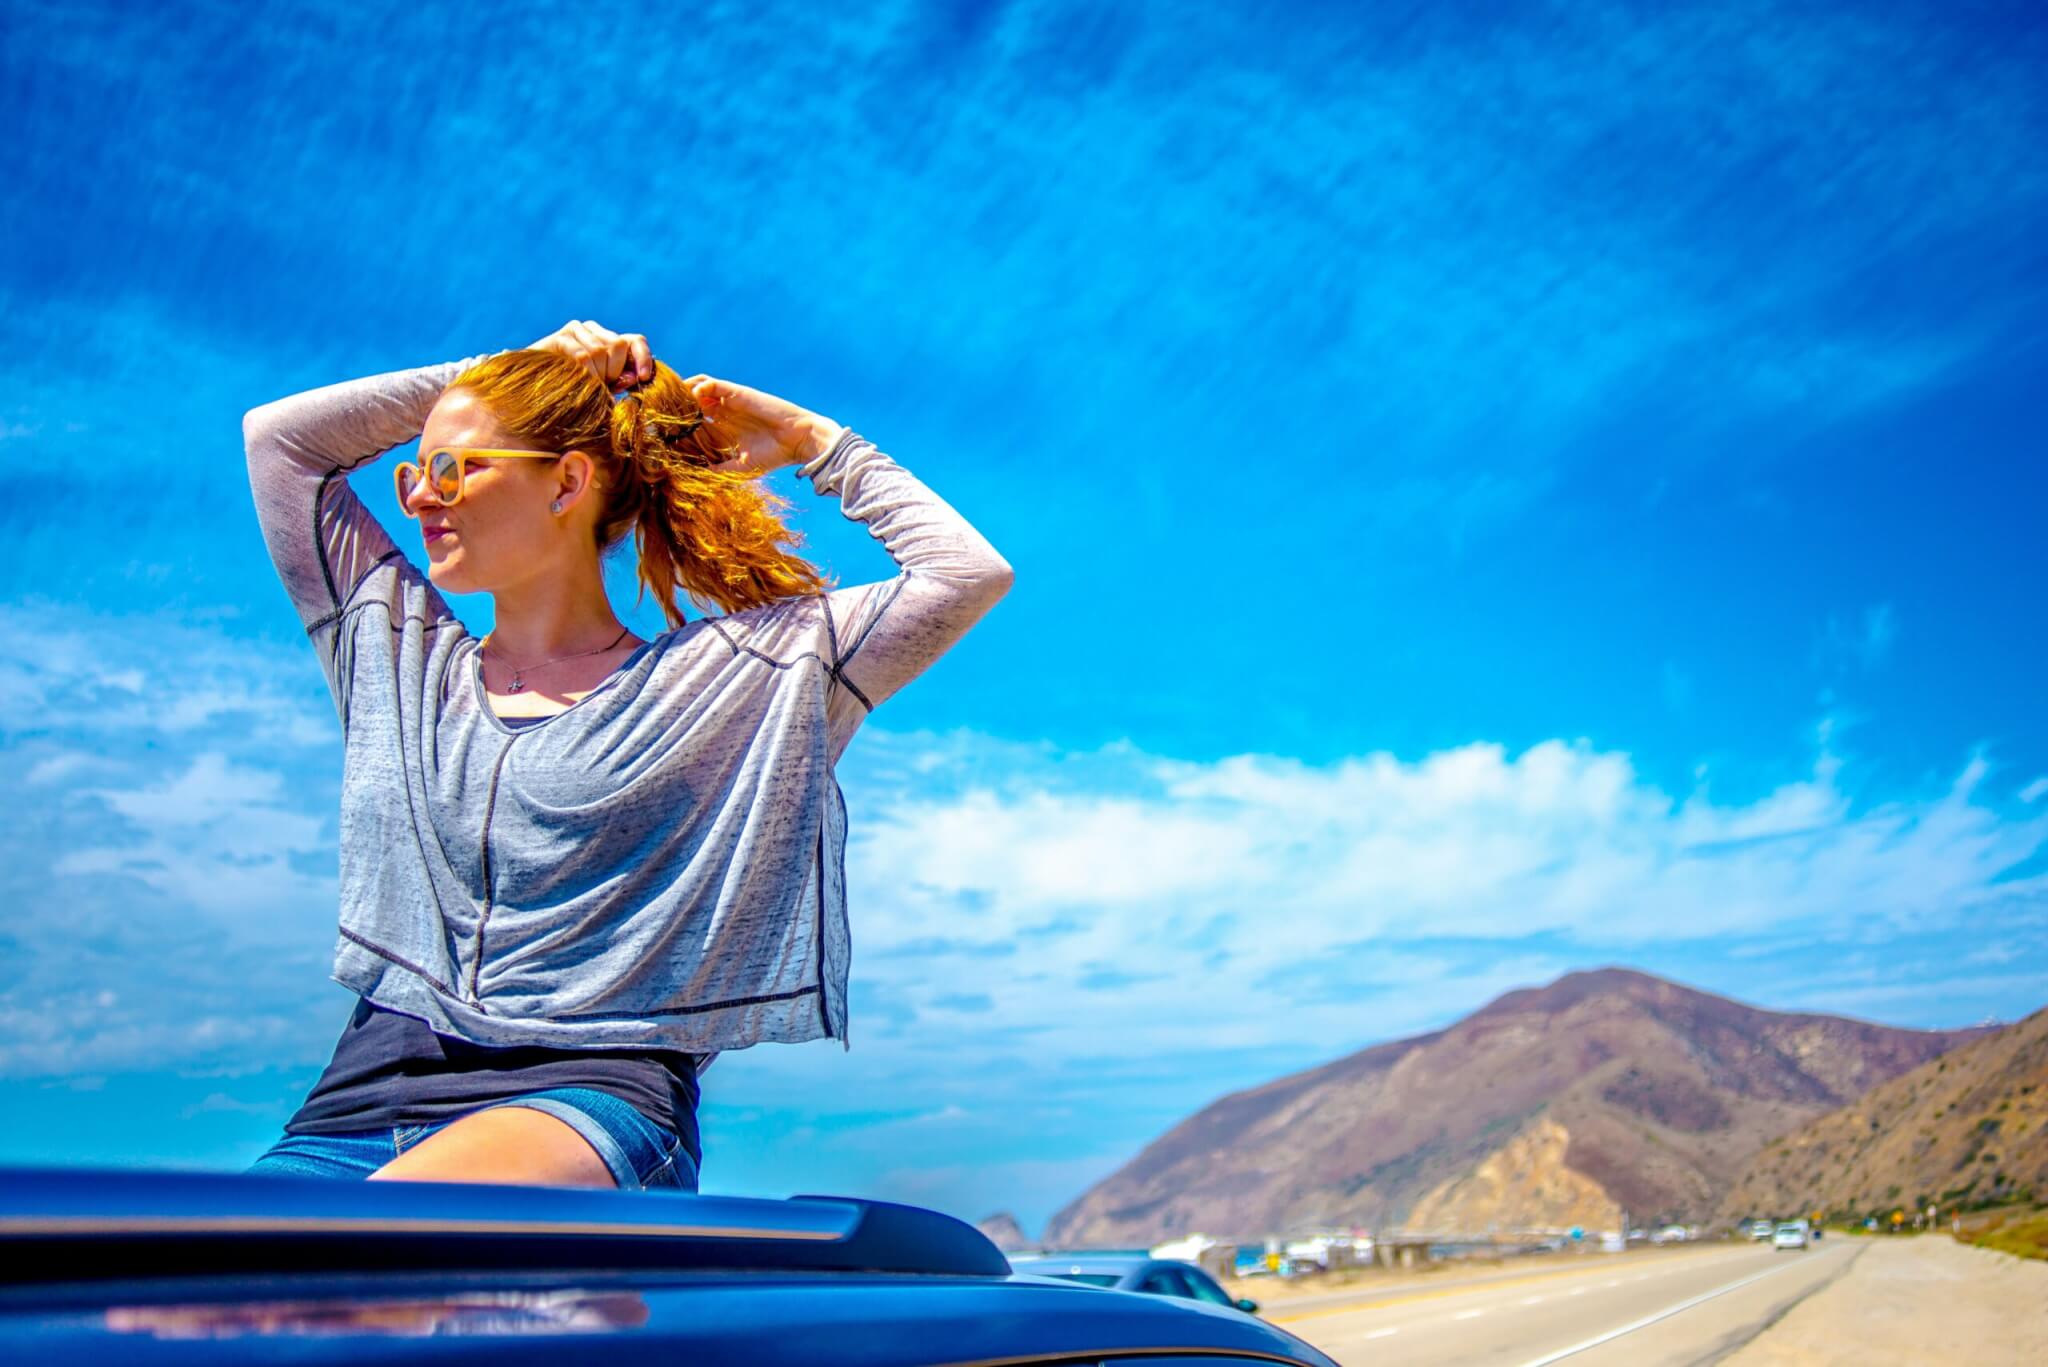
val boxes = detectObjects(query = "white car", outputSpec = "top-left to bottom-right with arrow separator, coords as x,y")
1772,1222 -> 1808,1250
1748,1219 -> 1775,1240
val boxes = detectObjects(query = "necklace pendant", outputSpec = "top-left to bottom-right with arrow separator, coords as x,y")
508,676 -> 526,693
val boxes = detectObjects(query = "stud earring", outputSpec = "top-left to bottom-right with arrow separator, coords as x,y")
551,499 -> 564,514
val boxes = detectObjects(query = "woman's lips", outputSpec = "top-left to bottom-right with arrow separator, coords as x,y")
424,526 -> 455,543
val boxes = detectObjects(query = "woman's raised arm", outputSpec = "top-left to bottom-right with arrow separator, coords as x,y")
683,374 -> 1014,742
799,430 -> 1015,732
242,354 -> 495,634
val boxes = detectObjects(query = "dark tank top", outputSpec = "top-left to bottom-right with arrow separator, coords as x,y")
285,998 -> 703,1166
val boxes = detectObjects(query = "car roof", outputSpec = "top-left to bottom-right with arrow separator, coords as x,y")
0,1169 -> 1336,1365
0,1165 -> 1011,1281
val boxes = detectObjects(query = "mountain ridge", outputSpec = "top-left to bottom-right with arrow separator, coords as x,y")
1043,967 -> 1986,1245
1721,1004 -> 2047,1219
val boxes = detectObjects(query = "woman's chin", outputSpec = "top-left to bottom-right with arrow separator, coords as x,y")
424,554 -> 474,594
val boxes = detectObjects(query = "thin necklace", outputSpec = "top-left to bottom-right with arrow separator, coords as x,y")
481,624 -> 632,693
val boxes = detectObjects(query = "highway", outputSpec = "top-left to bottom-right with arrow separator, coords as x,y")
1270,1242 -> 1858,1366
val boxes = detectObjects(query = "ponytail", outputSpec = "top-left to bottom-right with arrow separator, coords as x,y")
606,362 -> 830,627
450,350 -> 830,630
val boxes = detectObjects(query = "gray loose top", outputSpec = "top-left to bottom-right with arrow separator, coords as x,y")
242,353 -> 1012,1053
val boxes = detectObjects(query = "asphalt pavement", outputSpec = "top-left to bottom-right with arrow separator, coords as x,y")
1272,1242 -> 1858,1366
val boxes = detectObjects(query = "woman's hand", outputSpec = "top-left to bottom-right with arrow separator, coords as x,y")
525,319 -> 655,391
684,376 -> 843,475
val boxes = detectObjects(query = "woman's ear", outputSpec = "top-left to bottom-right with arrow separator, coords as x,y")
557,449 -> 601,509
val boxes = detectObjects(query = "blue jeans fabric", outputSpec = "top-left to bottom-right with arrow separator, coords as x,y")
247,1087 -> 698,1192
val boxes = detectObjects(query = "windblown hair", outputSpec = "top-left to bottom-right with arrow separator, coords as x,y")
448,350 -> 830,627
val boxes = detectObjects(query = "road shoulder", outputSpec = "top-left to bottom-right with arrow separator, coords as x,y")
1718,1236 -> 2047,1366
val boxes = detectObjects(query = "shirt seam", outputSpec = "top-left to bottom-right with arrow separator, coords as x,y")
706,619 -> 872,712
467,740 -> 517,1004
813,821 -> 833,1038
338,925 -> 459,997
554,985 -> 822,1021
835,575 -> 909,685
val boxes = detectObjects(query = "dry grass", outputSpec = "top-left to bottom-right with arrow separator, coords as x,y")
1955,1207 -> 2048,1262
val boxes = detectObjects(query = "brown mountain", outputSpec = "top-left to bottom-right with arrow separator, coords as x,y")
1044,968 -> 1983,1245
1721,1005 -> 2047,1220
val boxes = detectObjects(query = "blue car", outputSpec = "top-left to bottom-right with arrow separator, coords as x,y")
1009,1252 -> 1263,1315
0,1168 -> 1335,1366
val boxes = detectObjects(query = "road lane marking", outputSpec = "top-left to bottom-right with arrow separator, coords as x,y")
1603,1280 -> 1620,1287
1521,1295 -> 1545,1304
1364,1328 -> 1399,1340
1455,1310 -> 1486,1320
1568,1288 -> 1586,1297
1269,1250 -> 1752,1325
1511,1248 -> 1838,1367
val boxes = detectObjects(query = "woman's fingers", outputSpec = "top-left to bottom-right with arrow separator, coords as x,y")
687,377 -> 727,414
549,320 -> 657,388
562,322 -> 606,381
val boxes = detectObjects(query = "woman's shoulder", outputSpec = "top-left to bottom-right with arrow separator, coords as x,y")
692,593 -> 842,662
706,591 -> 830,634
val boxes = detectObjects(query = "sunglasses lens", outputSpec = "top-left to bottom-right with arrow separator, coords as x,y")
429,450 -> 462,500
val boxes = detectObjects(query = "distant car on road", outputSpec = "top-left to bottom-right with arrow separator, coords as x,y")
1748,1219 -> 1776,1240
1772,1221 -> 1809,1250
1009,1253 -> 1262,1316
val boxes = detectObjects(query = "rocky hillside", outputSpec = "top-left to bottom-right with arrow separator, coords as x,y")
1722,1005 -> 2047,1220
1044,968 -> 1983,1245
976,1211 -> 1033,1251
1406,1116 -> 1619,1234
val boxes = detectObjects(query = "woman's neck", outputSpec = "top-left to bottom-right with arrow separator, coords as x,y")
485,563 -> 633,664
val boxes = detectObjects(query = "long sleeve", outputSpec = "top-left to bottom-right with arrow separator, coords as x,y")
242,354 -> 496,707
797,429 -> 1014,726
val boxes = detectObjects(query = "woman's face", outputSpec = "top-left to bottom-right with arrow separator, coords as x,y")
410,389 -> 570,595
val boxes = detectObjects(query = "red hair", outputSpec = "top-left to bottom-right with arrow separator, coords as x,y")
448,350 -> 829,627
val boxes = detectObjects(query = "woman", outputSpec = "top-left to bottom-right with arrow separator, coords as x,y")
240,319 -> 1012,1191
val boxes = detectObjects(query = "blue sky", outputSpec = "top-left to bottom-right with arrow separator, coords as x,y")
2,1 -> 2044,1234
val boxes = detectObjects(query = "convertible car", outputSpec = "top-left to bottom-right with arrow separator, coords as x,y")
0,1167 -> 1338,1365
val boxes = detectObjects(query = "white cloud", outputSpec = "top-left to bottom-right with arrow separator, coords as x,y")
5,597 -> 2043,1225
0,601 -> 346,1079
0,601 -> 334,746
838,727 -> 2048,1060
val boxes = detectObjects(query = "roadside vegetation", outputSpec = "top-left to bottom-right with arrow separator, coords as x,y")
1954,1208 -> 2048,1262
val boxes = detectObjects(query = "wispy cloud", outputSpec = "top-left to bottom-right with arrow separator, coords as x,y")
14,602 -> 2036,1177
7,1 -> 2042,558
846,726 -> 2045,1025
0,601 -> 344,1078
6,628 -> 2041,1222
1817,603 -> 1900,672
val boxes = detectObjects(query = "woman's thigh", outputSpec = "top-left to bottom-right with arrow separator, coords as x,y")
374,1088 -> 697,1193
370,1105 -> 613,1188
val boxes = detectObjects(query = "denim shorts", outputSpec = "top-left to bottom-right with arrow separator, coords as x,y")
246,1087 -> 699,1192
